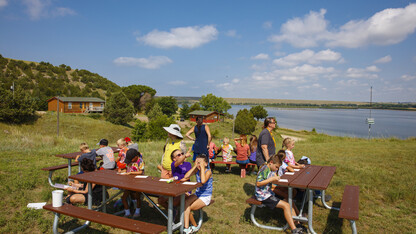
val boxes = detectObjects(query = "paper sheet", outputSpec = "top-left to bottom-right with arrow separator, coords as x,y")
159,179 -> 170,182
135,175 -> 148,178
117,172 -> 127,175
285,172 -> 295,175
27,202 -> 47,210
294,169 -> 300,171
182,182 -> 197,185
278,179 -> 289,183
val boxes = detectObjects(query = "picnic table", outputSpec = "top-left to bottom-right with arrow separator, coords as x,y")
275,165 -> 337,234
45,170 -> 202,234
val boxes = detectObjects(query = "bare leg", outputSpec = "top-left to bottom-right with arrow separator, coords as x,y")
276,200 -> 296,230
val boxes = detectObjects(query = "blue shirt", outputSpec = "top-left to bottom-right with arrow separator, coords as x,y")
195,169 -> 213,197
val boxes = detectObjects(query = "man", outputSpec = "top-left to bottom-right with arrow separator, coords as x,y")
256,117 -> 277,167
96,139 -> 115,170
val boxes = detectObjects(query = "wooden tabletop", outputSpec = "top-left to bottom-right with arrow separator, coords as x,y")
275,165 -> 336,190
55,147 -> 120,159
308,166 -> 336,190
69,170 -> 202,197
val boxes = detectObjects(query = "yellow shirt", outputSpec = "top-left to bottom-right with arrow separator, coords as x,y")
162,141 -> 182,171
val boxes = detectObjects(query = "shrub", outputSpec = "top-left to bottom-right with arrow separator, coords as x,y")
0,87 -> 37,124
234,108 -> 256,135
132,120 -> 147,142
145,115 -> 175,140
104,92 -> 134,125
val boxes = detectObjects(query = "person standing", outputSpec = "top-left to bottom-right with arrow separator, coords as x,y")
256,117 -> 277,167
161,124 -> 186,179
185,116 -> 211,162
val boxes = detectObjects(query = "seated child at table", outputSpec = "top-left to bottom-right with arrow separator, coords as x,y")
208,141 -> 218,170
116,138 -> 128,171
255,154 -> 304,234
282,138 -> 305,170
96,139 -> 115,170
125,137 -> 139,151
75,143 -> 97,167
182,154 -> 213,234
65,158 -> 106,205
234,134 -> 251,178
217,137 -> 233,173
119,148 -> 145,218
273,150 -> 296,200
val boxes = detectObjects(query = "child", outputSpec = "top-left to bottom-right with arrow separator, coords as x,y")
218,137 -> 233,173
125,137 -> 139,151
255,155 -> 304,234
75,143 -> 97,167
282,138 -> 305,169
273,150 -> 296,200
65,158 -> 106,205
119,148 -> 145,218
234,135 -> 251,178
182,154 -> 213,234
96,139 -> 115,170
248,135 -> 258,175
208,141 -> 218,170
116,138 -> 128,171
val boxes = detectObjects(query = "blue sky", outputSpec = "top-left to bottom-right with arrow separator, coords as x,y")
1,0 -> 416,102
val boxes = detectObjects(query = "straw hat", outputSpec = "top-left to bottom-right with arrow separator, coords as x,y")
163,124 -> 183,138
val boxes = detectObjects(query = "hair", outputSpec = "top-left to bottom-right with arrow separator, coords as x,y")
240,134 -> 247,146
196,116 -> 203,132
249,135 -> 258,152
263,117 -> 276,129
276,150 -> 286,162
170,149 -> 182,161
117,138 -> 127,147
267,153 -> 282,166
223,137 -> 229,144
79,143 -> 89,151
80,158 -> 96,172
282,137 -> 294,150
196,154 -> 208,163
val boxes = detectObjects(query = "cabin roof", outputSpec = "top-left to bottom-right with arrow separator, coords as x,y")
188,110 -> 219,116
47,96 -> 105,103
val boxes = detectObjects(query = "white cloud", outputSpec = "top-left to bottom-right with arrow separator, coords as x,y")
168,80 -> 187,85
401,74 -> 416,81
232,78 -> 240,83
251,53 -> 269,60
345,66 -> 380,79
269,4 -> 416,48
273,49 -> 342,67
0,0 -> 8,8
113,56 -> 172,69
51,7 -> 76,17
137,25 -> 218,49
374,55 -> 392,64
22,0 -> 76,20
225,30 -> 240,38
263,21 -> 273,29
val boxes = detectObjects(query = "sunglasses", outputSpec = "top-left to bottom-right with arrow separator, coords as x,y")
175,152 -> 184,157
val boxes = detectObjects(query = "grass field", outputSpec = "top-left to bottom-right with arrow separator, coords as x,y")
0,112 -> 415,233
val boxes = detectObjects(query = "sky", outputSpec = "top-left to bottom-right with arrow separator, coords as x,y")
1,0 -> 416,102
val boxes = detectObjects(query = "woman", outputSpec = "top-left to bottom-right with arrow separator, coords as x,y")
160,124 -> 186,178
185,116 -> 211,162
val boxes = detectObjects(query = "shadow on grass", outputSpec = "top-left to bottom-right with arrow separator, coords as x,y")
242,205 -> 287,228
243,183 -> 255,196
323,201 -> 343,233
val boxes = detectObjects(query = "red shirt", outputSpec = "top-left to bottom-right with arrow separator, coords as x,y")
235,142 -> 250,161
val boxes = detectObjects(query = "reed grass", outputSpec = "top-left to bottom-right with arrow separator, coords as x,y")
0,112 -> 415,233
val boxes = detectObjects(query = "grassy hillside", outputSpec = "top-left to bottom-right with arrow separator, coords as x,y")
0,113 -> 415,233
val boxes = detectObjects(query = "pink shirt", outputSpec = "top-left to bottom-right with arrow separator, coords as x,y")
284,150 -> 296,165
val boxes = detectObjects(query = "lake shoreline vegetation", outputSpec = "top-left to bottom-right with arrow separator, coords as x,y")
0,112 -> 415,233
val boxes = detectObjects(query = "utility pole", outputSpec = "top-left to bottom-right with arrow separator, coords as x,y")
366,86 -> 375,139
57,96 -> 60,137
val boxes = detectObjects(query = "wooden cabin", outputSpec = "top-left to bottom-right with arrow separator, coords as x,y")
47,97 -> 105,113
188,110 -> 222,123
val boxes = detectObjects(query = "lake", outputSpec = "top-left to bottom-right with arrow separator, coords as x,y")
228,105 -> 416,139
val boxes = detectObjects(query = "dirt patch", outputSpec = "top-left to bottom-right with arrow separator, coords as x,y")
281,134 -> 304,142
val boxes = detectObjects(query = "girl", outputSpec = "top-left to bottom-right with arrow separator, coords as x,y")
182,154 -> 213,234
65,158 -> 106,205
116,138 -> 128,171
282,138 -> 305,169
120,149 -> 145,218
248,135 -> 258,175
218,137 -> 233,172
234,135 -> 251,178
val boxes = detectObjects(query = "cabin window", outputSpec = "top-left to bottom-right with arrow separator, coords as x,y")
68,102 -> 72,109
89,103 -> 93,110
79,103 -> 83,108
100,103 -> 104,108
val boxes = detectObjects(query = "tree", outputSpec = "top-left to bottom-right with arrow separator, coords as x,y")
145,115 -> 175,140
250,105 -> 268,121
157,96 -> 178,117
179,103 -> 190,119
188,102 -> 201,113
147,103 -> 163,121
121,85 -> 156,112
104,92 -> 135,125
200,93 -> 231,114
0,86 -> 37,124
131,119 -> 147,142
234,108 -> 256,135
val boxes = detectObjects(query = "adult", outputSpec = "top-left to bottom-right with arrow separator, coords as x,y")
256,117 -> 277,167
161,124 -> 186,179
185,116 -> 211,161
96,139 -> 115,170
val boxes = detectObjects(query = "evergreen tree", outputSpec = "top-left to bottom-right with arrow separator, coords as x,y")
147,103 -> 163,121
0,86 -> 37,124
132,119 -> 147,142
250,105 -> 268,121
234,108 -> 256,135
157,96 -> 178,117
145,115 -> 175,140
104,92 -> 134,125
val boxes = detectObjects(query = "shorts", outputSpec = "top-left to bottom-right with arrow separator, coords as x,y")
249,159 -> 256,164
236,159 -> 250,164
262,195 -> 281,209
198,195 -> 212,206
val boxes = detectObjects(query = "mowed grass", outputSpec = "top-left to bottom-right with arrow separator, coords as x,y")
0,112 -> 415,233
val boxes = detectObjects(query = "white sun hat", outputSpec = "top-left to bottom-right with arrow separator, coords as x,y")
163,124 -> 183,138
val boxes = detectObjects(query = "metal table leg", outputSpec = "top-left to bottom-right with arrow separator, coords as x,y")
167,196 -> 173,234
321,190 -> 339,210
180,194 -> 185,233
67,159 -> 72,182
308,189 -> 317,234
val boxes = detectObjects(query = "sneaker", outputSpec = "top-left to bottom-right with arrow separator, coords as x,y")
291,227 -> 304,234
296,224 -> 307,232
190,226 -> 199,232
133,212 -> 140,218
183,227 -> 193,234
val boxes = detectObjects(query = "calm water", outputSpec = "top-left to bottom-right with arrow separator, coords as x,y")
229,105 -> 416,139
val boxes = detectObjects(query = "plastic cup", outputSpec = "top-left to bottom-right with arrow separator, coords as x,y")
52,190 -> 64,207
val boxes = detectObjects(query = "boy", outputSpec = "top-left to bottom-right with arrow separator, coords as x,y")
255,154 -> 304,234
75,143 -> 97,167
96,139 -> 115,170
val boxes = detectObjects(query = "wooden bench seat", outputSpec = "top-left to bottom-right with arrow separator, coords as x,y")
41,162 -> 79,171
338,185 -> 359,234
43,203 -> 166,234
211,161 -> 256,166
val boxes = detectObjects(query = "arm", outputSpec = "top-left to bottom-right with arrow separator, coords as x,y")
183,163 -> 198,180
185,127 -> 195,141
75,155 -> 81,163
256,174 -> 280,187
198,163 -> 212,184
66,183 -> 96,194
261,144 -> 270,162
174,147 -> 192,167
127,170 -> 144,175
286,165 -> 295,172
205,125 -> 211,146
287,162 -> 305,169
